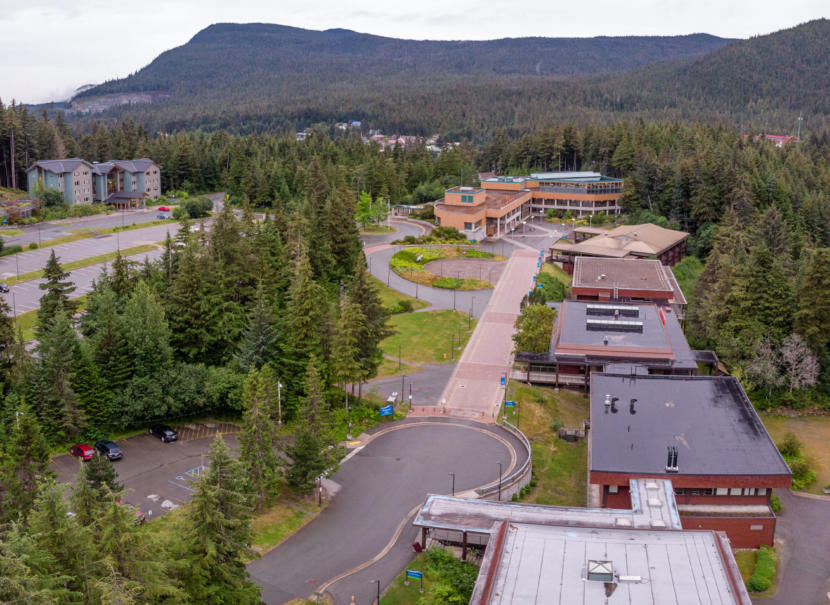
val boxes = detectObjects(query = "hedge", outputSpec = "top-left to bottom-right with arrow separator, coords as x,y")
746,546 -> 777,592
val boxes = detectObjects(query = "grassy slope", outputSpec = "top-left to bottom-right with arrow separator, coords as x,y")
370,275 -> 429,313
760,413 -> 830,493
541,262 -> 572,287
502,383 -> 590,507
381,310 -> 476,364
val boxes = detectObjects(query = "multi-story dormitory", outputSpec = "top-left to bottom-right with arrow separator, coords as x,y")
26,157 -> 161,208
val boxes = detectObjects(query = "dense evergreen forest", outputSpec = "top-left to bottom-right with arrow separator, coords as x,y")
2,103 -> 830,599
50,19 -> 829,139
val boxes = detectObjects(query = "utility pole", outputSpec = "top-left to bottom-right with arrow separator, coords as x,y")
497,462 -> 502,501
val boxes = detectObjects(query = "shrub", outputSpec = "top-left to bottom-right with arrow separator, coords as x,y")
28,242 -> 37,250
551,418 -> 563,432
777,433 -> 802,458
0,245 -> 23,257
770,491 -> 782,513
787,458 -> 817,490
746,546 -> 777,592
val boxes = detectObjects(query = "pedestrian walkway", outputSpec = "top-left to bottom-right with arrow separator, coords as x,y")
422,249 -> 541,422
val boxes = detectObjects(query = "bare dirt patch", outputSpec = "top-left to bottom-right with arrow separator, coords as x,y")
423,258 -> 507,285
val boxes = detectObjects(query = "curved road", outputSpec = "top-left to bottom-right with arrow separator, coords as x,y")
248,418 -> 527,605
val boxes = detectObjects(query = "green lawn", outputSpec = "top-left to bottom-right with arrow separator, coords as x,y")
5,244 -> 157,286
370,276 -> 429,314
2,219 -> 176,254
380,552 -> 430,605
359,224 -> 396,233
760,413 -> 830,493
381,310 -> 476,364
251,499 -> 320,553
502,383 -> 590,507
541,262 -> 572,287
390,246 -> 504,290
0,228 -> 24,238
375,357 -> 423,380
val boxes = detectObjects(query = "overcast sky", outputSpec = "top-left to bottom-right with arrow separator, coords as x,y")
1,0 -> 827,104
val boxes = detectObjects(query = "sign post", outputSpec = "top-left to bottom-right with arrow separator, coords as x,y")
405,570 -> 424,593
379,404 -> 394,417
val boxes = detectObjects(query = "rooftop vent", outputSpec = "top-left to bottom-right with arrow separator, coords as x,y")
586,319 -> 644,333
586,304 -> 639,318
665,445 -> 679,473
587,560 -> 614,583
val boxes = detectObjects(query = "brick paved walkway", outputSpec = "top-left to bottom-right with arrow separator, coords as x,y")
416,249 -> 542,422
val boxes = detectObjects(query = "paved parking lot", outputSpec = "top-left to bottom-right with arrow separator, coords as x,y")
52,430 -> 239,520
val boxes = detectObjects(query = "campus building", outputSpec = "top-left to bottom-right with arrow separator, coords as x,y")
434,171 -> 622,240
27,157 -> 161,206
513,299 -> 721,389
26,158 -> 95,205
552,222 -> 689,274
589,374 -> 792,548
414,478 -> 752,604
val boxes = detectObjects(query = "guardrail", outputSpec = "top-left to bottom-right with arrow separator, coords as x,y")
475,420 -> 532,501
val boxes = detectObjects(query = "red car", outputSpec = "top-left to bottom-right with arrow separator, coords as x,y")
158,206 -> 171,211
70,444 -> 95,461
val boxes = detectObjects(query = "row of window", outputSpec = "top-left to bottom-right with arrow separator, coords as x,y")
463,220 -> 482,230
460,194 -> 475,203
607,486 -> 767,497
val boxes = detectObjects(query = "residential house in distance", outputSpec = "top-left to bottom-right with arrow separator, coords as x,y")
551,222 -> 689,274
26,158 -> 94,205
27,158 -> 161,207
414,479 -> 752,604
589,373 -> 792,548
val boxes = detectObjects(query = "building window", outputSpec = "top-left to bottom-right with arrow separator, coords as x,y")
749,524 -> 764,531
609,485 -> 619,494
758,488 -> 767,495
744,488 -> 756,496
729,488 -> 742,496
673,488 -> 684,496
461,194 -> 474,203
464,222 -> 473,230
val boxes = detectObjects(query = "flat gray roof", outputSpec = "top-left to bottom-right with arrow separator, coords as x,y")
480,522 -> 745,605
590,375 -> 792,478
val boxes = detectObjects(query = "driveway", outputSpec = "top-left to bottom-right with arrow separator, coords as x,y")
248,418 -> 527,605
759,489 -> 830,605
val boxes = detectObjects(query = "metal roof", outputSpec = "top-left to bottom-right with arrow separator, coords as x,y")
27,158 -> 92,174
589,374 -> 792,478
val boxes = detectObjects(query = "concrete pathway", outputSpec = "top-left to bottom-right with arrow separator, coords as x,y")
429,249 -> 542,421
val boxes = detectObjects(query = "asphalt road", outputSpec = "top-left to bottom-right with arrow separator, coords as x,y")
52,432 -> 240,520
248,418 -> 527,605
759,489 -> 830,605
2,206 -> 171,247
363,363 -> 456,406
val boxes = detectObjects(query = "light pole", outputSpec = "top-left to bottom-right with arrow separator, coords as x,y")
398,344 -> 402,371
450,335 -> 455,361
318,475 -> 323,507
453,285 -> 456,311
408,383 -> 412,408
400,374 -> 405,405
15,253 -> 19,280
277,381 -> 282,426
498,462 -> 503,501
372,579 -> 381,605
450,472 -> 455,496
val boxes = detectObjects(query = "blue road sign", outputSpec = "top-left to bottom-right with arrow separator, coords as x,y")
537,283 -> 544,288
532,275 -> 537,281
379,404 -> 394,417
406,570 -> 423,579
500,376 -> 506,386
505,400 -> 515,407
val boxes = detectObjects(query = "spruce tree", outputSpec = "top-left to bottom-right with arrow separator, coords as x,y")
37,250 -> 78,332
0,401 -> 53,524
122,280 -> 173,375
235,284 -> 279,373
90,288 -> 133,395
109,251 -> 134,302
33,311 -> 84,440
286,358 -> 339,492
330,296 -> 365,437
177,435 -> 261,605
0,294 -> 17,396
239,369 -> 281,510
795,248 -> 830,350
348,257 -> 392,394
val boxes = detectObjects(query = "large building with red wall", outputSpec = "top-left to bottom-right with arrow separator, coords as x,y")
589,373 -> 791,548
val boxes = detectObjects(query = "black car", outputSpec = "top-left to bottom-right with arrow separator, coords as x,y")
94,440 -> 123,460
149,424 -> 178,443
0,283 -> 9,293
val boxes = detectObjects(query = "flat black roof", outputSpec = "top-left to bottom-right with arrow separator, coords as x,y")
590,374 -> 791,478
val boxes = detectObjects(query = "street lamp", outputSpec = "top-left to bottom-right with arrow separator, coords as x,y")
400,374 -> 406,405
450,335 -> 455,361
498,462 -> 503,501
372,579 -> 381,605
317,474 -> 323,507
277,381 -> 282,426
450,472 -> 455,496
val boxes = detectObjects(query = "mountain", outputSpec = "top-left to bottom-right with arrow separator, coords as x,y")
67,20 -> 830,139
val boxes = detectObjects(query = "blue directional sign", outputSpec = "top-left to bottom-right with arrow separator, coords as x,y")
537,283 -> 544,288
505,400 -> 515,407
406,570 -> 423,579
500,376 -> 506,386
532,275 -> 537,281
379,404 -> 394,417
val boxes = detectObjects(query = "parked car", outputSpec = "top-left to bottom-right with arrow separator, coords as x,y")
0,283 -> 9,293
157,212 -> 169,219
94,440 -> 123,461
158,206 -> 171,212
70,443 -> 95,461
149,424 -> 178,443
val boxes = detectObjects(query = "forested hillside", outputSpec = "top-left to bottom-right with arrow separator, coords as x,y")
57,20 -> 829,139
